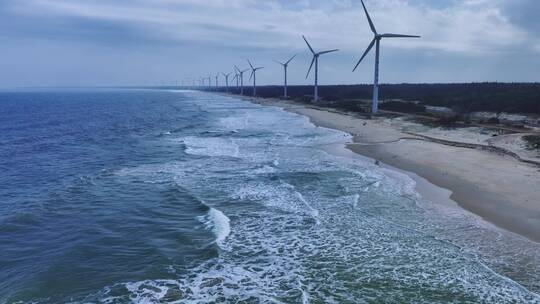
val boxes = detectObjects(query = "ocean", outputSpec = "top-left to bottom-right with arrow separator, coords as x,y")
0,89 -> 538,303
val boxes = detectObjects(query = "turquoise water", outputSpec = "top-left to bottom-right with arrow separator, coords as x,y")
0,89 -> 538,303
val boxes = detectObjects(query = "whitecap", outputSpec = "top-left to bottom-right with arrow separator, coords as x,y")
198,207 -> 231,248
181,136 -> 240,158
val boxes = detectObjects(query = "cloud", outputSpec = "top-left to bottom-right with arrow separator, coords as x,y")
1,0 -> 538,87
3,0 -> 535,54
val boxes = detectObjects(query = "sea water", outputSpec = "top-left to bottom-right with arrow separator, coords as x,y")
0,89 -> 538,303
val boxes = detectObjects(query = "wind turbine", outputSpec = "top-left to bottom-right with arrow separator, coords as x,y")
247,60 -> 264,97
232,72 -> 239,91
215,74 -> 219,89
235,66 -> 249,95
353,0 -> 420,114
303,35 -> 338,102
222,72 -> 232,92
274,54 -> 296,98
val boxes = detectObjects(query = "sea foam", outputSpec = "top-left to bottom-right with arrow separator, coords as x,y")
181,136 -> 240,158
198,207 -> 231,248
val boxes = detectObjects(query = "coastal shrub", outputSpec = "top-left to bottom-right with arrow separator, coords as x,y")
436,115 -> 462,127
523,135 -> 540,151
487,117 -> 500,124
222,83 -> 540,115
380,101 -> 426,113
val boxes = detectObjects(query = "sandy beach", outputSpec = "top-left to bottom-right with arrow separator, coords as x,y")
247,97 -> 540,243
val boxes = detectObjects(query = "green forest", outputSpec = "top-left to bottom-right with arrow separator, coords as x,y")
212,83 -> 540,115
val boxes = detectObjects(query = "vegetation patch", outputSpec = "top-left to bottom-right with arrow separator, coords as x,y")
230,83 -> 540,115
523,135 -> 540,151
380,101 -> 426,113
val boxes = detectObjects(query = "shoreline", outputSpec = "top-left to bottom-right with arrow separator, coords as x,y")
240,95 -> 540,243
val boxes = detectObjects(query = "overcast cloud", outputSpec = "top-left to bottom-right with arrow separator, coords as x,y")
0,0 -> 538,87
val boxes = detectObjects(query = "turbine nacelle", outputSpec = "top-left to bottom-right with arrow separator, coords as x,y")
247,60 -> 264,81
274,54 -> 297,68
303,35 -> 339,79
235,65 -> 249,75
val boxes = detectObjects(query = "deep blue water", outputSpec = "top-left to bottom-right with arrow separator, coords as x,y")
0,89 -> 539,303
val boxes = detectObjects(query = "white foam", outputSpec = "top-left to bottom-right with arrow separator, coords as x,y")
121,280 -> 183,303
219,115 -> 248,132
181,136 -> 240,158
232,181 -> 320,222
198,207 -> 231,248
252,165 -> 276,174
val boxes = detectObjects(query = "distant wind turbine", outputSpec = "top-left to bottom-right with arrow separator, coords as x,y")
274,54 -> 296,98
247,60 -> 264,97
303,35 -> 338,102
222,72 -> 231,92
353,0 -> 420,114
235,65 -> 249,95
215,74 -> 219,88
232,72 -> 239,90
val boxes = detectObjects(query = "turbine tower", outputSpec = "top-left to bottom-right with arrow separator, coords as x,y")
215,74 -> 219,89
232,72 -> 239,91
222,72 -> 232,92
303,35 -> 338,102
274,54 -> 296,98
235,66 -> 249,95
353,0 -> 420,114
248,60 -> 264,97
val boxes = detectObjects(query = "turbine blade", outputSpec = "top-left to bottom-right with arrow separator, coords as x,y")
274,60 -> 285,66
302,35 -> 315,54
361,0 -> 377,35
353,38 -> 375,72
286,54 -> 297,65
318,49 -> 339,55
381,33 -> 421,38
306,57 -> 315,79
234,65 -> 240,73
256,67 -> 264,70
247,59 -> 254,69
249,70 -> 254,81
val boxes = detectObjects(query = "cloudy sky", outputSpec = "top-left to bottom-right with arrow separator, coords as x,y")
0,0 -> 539,87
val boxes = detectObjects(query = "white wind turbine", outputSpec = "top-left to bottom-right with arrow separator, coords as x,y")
222,72 -> 232,92
353,0 -> 420,114
232,72 -> 239,91
274,54 -> 296,99
248,60 -> 264,97
303,35 -> 339,102
235,65 -> 249,95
